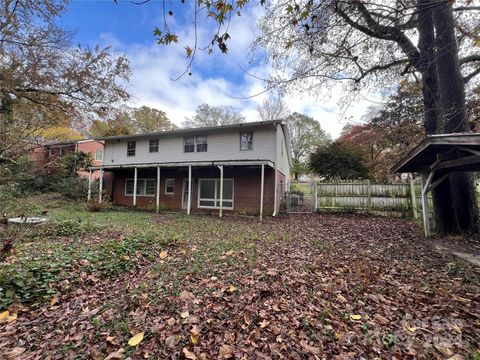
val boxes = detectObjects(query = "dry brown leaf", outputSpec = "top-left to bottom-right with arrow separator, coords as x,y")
182,347 -> 197,360
105,348 -> 125,360
218,344 -> 234,359
5,347 -> 26,359
190,325 -> 200,345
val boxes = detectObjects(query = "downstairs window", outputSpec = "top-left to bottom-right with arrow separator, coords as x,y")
125,179 -> 156,196
198,179 -> 234,209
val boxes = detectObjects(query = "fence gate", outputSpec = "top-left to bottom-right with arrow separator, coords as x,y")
285,181 -> 317,214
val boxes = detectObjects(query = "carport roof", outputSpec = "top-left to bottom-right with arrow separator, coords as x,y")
392,133 -> 480,173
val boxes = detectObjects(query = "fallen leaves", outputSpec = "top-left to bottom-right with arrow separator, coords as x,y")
127,332 -> 144,347
1,213 -> 479,359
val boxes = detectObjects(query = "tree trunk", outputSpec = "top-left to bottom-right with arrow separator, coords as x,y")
417,0 -> 440,135
431,2 -> 479,233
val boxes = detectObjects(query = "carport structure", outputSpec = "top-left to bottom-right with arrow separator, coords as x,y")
393,133 -> 480,237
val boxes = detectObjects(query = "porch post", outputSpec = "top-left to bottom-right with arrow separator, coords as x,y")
98,169 -> 103,204
219,165 -> 224,218
187,165 -> 192,215
133,167 -> 138,207
260,164 -> 264,220
273,165 -> 278,216
156,166 -> 161,213
420,173 -> 431,237
87,169 -> 92,201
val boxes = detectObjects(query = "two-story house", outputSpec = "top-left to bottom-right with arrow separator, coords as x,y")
89,120 -> 291,218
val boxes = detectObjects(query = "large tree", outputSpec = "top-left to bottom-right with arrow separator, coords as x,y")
0,0 -> 130,164
309,143 -> 369,180
89,106 -> 176,137
183,103 -> 245,128
287,112 -> 329,179
257,95 -> 290,121
144,0 -> 480,233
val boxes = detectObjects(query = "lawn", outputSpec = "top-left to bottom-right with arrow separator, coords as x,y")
0,194 -> 479,359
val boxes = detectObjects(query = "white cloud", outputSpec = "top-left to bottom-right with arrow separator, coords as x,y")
97,6 -> 379,139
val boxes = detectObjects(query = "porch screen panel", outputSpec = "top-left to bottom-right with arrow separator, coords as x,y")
199,179 -> 216,207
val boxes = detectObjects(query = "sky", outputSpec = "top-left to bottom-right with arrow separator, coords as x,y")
59,0 -> 378,138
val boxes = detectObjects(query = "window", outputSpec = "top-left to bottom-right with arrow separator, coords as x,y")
127,141 -> 136,156
165,178 -> 175,194
149,139 -> 159,153
184,137 -> 195,153
196,135 -> 208,152
125,179 -> 156,196
198,179 -> 234,209
95,149 -> 103,161
240,132 -> 253,150
184,136 -> 208,152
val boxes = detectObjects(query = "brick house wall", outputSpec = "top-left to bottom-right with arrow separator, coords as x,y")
77,140 -> 104,179
106,166 -> 279,216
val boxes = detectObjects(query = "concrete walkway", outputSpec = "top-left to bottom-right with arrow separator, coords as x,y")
435,244 -> 480,267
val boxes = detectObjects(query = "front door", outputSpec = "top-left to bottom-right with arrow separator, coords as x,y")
182,178 -> 190,210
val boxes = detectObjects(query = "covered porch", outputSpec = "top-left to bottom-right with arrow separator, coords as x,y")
88,160 -> 284,219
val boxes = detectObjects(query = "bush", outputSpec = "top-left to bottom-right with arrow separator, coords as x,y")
86,198 -> 111,212
56,177 -> 89,200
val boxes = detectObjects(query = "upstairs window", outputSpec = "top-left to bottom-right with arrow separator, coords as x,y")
149,139 -> 159,153
184,136 -> 208,152
196,135 -> 208,152
127,141 -> 136,156
95,149 -> 103,161
184,137 -> 195,153
240,132 -> 253,150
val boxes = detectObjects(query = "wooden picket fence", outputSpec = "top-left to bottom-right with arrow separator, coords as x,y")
305,180 -> 432,218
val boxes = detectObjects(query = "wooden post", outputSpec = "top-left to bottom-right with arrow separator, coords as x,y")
260,164 -> 264,220
98,169 -> 103,204
187,165 -> 192,215
314,181 -> 318,211
156,166 -> 160,213
219,165 -> 224,218
87,169 -> 92,201
420,173 -> 431,237
410,179 -> 418,219
133,167 -> 137,207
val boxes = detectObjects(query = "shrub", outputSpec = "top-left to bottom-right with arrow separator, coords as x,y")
86,199 -> 111,212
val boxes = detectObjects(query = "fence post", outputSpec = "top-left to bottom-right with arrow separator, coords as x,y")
314,181 -> 318,211
367,180 -> 372,213
332,181 -> 337,208
410,179 -> 418,219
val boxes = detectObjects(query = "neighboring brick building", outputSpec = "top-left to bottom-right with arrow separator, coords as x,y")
91,120 -> 292,218
30,139 -> 104,178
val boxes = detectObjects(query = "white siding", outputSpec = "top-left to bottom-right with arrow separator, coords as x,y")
103,127 -> 277,166
275,124 -> 290,177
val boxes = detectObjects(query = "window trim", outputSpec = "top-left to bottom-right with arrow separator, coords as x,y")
95,149 -> 103,161
165,178 -> 175,195
127,141 -> 136,157
240,131 -> 253,151
197,178 -> 234,210
124,178 -> 156,197
149,139 -> 159,153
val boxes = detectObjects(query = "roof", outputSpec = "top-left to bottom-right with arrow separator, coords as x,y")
95,120 -> 285,141
392,133 -> 480,173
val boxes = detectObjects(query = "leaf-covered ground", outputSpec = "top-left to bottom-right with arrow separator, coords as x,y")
0,203 -> 479,359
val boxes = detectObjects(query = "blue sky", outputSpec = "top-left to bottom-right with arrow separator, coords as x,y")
59,0 -> 375,138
